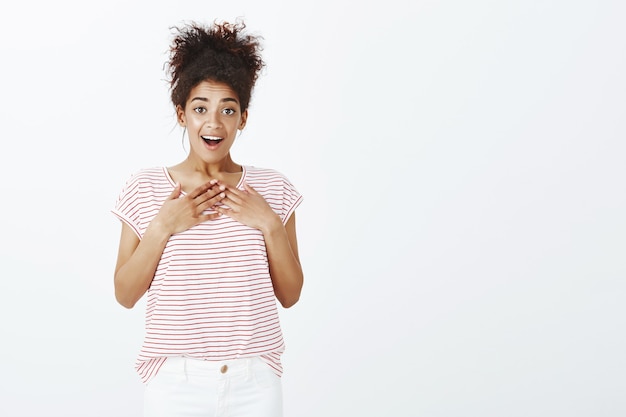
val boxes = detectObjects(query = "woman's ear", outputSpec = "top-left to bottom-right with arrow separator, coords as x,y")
176,105 -> 186,126
239,109 -> 248,130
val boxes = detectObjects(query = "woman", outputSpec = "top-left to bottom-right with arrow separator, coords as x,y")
112,19 -> 303,417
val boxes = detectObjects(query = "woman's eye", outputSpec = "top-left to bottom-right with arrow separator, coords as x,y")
222,108 -> 236,116
194,107 -> 206,114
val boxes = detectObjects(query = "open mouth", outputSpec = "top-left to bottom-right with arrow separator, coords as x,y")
202,135 -> 223,145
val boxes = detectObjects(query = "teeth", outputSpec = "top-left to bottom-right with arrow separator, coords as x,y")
202,136 -> 222,141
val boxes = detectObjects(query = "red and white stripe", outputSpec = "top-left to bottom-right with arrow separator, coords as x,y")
112,165 -> 302,384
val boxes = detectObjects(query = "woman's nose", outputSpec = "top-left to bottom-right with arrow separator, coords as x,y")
204,111 -> 222,128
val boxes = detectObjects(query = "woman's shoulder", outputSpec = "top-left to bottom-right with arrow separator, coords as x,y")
123,166 -> 168,183
243,165 -> 291,182
243,165 -> 301,195
117,167 -> 172,194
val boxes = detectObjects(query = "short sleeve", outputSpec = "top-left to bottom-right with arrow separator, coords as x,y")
111,173 -> 143,238
280,174 -> 303,224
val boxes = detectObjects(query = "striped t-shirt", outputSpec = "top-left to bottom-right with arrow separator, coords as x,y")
112,165 -> 302,384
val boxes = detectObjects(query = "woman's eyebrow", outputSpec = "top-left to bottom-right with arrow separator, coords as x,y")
190,97 -> 239,104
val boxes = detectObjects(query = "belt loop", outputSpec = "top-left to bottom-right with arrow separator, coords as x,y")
183,357 -> 188,382
245,357 -> 252,381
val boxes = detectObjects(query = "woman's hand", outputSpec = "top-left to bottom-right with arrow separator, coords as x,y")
215,182 -> 282,233
151,180 -> 226,235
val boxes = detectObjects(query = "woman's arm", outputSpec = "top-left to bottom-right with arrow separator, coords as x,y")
263,212 -> 303,308
114,221 -> 171,308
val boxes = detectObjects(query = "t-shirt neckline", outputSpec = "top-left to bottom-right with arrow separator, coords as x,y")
162,165 -> 247,194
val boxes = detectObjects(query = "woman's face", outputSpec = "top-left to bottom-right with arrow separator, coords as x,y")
177,79 -> 247,165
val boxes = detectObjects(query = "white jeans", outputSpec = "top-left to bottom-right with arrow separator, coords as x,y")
143,356 -> 283,417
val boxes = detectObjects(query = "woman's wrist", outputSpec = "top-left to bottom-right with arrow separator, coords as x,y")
145,218 -> 174,243
260,213 -> 284,236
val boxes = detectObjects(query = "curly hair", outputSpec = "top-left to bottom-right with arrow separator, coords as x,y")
166,19 -> 265,113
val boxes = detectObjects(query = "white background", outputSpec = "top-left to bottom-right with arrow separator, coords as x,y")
1,1 -> 625,416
